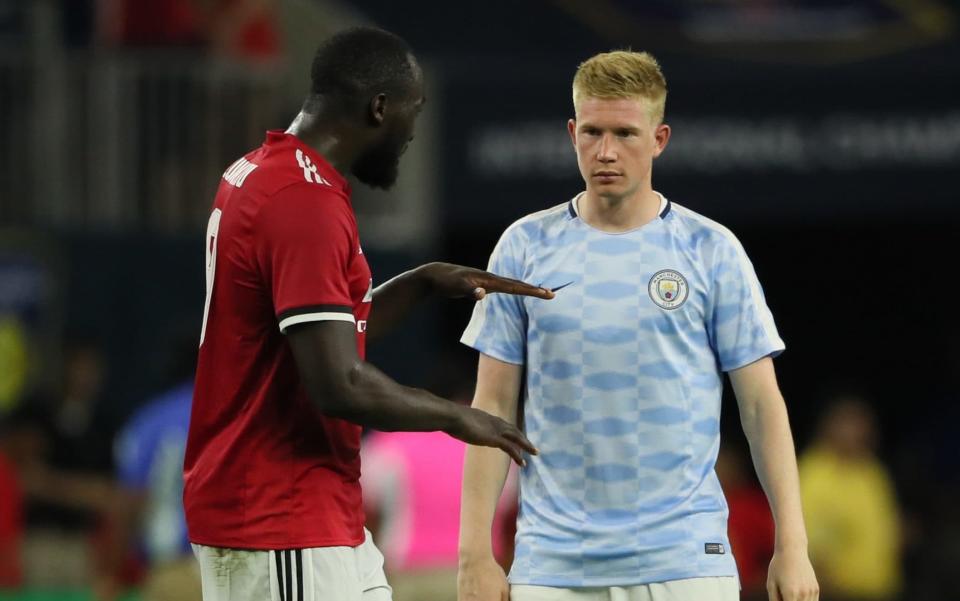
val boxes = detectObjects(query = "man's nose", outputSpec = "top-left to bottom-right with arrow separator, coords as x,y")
597,133 -> 616,162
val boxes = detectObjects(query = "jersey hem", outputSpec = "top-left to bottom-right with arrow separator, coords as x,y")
188,533 -> 366,551
508,566 -> 739,588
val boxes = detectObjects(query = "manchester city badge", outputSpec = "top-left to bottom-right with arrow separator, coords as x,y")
648,269 -> 689,310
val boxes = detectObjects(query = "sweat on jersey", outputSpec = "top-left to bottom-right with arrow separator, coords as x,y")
184,131 -> 372,550
462,192 -> 784,587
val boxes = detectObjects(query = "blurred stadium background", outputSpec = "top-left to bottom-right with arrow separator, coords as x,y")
0,1 -> 958,600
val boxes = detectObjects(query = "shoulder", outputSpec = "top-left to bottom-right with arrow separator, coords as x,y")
864,459 -> 896,489
797,447 -> 834,477
497,201 -> 572,249
668,202 -> 751,267
229,141 -> 350,203
254,180 -> 355,234
669,203 -> 742,249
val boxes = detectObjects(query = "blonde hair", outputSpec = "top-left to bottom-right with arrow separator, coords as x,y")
572,50 -> 668,123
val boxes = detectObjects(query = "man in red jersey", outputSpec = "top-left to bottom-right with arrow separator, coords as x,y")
183,27 -> 552,601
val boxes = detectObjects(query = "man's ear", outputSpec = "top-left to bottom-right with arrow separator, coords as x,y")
652,123 -> 671,158
369,93 -> 388,126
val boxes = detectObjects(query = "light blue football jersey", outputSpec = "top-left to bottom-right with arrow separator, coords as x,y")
461,192 -> 784,587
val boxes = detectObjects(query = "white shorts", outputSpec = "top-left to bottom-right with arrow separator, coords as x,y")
511,577 -> 739,601
192,528 -> 392,601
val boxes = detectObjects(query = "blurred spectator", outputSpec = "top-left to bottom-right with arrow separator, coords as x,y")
361,380 -> 518,601
34,340 -> 116,507
21,339 -> 119,588
97,340 -> 199,601
100,0 -> 280,61
800,395 -> 902,601
0,402 -> 116,589
716,443 -> 775,601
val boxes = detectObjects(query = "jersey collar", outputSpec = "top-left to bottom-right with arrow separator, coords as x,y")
265,130 -> 349,192
567,191 -> 672,220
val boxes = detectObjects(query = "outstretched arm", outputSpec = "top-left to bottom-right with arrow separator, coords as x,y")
367,262 -> 553,341
287,320 -> 535,465
730,357 -> 819,601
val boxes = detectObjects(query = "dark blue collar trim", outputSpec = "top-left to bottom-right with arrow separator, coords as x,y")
569,195 -> 670,219
660,199 -> 672,219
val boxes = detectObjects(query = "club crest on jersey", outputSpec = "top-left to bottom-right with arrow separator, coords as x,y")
648,269 -> 689,310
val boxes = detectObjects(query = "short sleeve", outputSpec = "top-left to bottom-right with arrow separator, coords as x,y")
255,183 -> 357,333
460,224 -> 528,365
708,234 -> 785,372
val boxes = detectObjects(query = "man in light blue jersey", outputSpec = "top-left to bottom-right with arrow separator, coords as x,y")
457,51 -> 819,601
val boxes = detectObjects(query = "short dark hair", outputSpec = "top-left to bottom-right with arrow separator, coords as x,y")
310,27 -> 417,100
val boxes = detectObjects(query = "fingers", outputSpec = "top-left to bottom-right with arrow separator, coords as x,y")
498,439 -> 526,467
779,583 -> 818,601
503,427 -> 538,456
768,583 -> 782,601
498,428 -> 539,467
479,274 -> 554,299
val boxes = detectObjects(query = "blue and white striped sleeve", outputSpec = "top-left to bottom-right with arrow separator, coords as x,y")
708,232 -> 785,372
460,224 -> 528,365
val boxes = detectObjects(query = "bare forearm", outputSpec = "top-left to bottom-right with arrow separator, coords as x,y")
288,322 -> 534,465
460,355 -> 525,561
459,405 -> 513,559
741,392 -> 808,550
325,360 -> 460,433
369,262 -> 553,342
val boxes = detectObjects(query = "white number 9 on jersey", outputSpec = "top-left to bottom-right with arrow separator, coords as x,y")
199,208 -> 222,346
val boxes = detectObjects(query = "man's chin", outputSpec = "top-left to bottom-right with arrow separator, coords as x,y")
352,162 -> 400,190
593,184 -> 627,198
355,174 -> 398,190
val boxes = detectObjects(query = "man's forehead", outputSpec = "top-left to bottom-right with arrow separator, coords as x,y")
575,96 -> 657,123
577,95 -> 652,113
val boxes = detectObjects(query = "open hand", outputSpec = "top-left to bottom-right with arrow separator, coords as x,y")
449,407 -> 537,466
418,262 -> 554,301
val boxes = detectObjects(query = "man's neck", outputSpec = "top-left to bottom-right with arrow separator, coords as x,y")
285,110 -> 357,175
579,185 -> 661,233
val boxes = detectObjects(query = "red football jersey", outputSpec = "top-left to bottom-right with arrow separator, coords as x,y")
184,131 -> 372,549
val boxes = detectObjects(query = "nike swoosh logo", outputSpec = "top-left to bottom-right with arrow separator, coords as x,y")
548,281 -> 575,293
